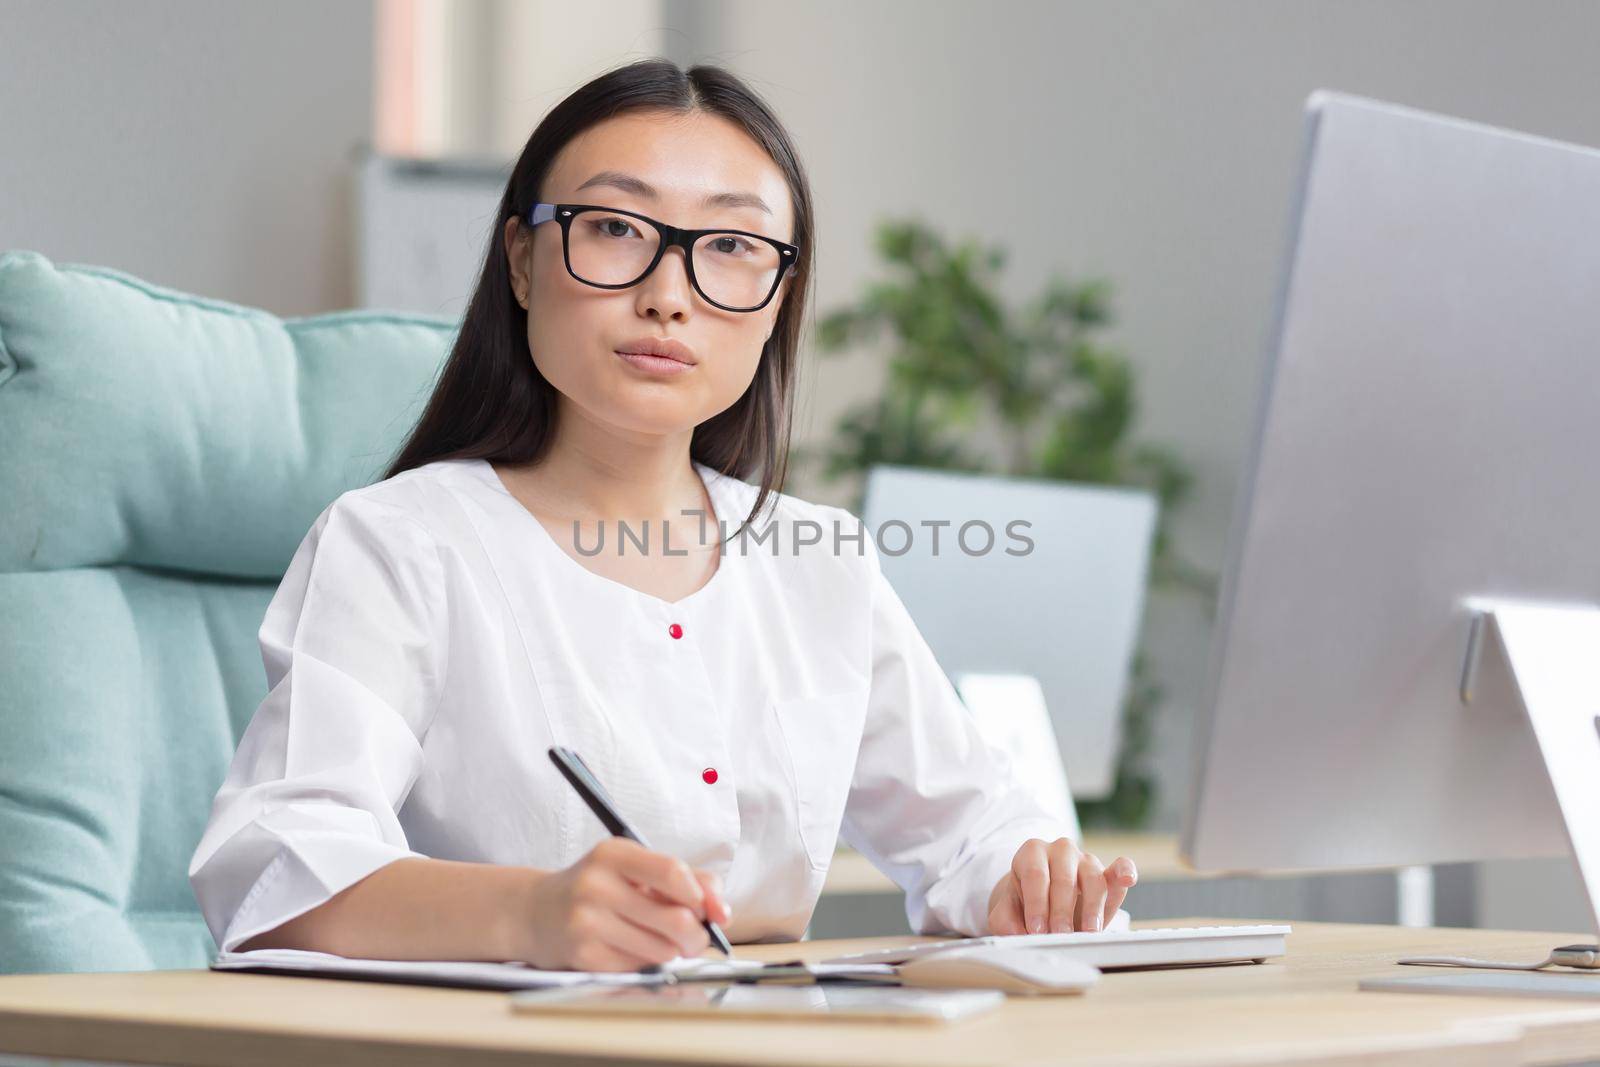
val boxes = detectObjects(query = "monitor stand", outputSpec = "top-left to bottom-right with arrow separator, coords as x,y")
1366,599 -> 1600,999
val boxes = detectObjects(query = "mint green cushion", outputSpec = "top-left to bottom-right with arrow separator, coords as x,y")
0,250 -> 456,973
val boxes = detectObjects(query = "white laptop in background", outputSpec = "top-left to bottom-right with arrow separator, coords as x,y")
862,465 -> 1157,800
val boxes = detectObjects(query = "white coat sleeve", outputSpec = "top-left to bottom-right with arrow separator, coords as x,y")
837,529 -> 1072,938
188,491 -> 449,953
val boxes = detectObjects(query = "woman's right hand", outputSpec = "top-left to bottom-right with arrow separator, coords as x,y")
510,837 -> 732,971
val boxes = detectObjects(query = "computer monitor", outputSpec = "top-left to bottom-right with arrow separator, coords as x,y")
862,465 -> 1156,798
1181,91 -> 1600,939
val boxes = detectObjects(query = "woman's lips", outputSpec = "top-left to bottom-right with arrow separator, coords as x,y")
615,350 -> 695,375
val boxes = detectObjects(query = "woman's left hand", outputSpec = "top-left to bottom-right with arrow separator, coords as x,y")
987,837 -> 1138,934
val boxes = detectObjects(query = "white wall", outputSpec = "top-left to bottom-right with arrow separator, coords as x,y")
0,0 -> 373,316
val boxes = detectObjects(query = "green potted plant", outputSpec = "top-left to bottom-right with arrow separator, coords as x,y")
802,219 -> 1215,828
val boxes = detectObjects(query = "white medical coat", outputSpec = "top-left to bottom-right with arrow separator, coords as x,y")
188,457 -> 1070,953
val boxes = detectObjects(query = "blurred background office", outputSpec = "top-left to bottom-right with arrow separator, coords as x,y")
6,0 -> 1598,935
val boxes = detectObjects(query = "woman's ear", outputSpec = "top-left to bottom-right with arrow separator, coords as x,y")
503,216 -> 530,309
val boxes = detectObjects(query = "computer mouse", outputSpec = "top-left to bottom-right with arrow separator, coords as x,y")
895,945 -> 1101,995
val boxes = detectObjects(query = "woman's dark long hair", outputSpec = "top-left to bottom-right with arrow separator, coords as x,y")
381,58 -> 815,537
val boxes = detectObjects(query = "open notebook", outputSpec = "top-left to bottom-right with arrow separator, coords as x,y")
210,949 -> 895,991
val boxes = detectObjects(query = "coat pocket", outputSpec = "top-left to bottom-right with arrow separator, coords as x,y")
770,686 -> 870,872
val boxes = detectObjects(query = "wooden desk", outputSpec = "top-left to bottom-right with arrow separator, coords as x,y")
3,920 -> 1600,1066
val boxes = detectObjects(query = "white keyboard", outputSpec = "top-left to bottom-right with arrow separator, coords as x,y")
821,923 -> 1292,971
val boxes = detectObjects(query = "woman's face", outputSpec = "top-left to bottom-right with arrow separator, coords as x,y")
504,109 -> 796,442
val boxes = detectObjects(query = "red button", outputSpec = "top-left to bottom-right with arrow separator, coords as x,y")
702,767 -> 718,784
668,623 -> 683,639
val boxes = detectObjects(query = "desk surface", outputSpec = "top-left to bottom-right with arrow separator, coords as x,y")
3,920 -> 1600,1067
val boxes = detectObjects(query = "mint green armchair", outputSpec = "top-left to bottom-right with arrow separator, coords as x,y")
0,251 -> 455,973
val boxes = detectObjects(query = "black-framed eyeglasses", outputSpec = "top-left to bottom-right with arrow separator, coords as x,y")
526,202 -> 798,313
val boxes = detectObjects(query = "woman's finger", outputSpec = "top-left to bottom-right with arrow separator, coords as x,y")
1102,856 -> 1139,926
610,881 -> 711,958
568,905 -> 657,972
988,875 -> 1027,935
601,909 -> 689,966
691,868 -> 732,926
617,904 -> 708,961
1046,838 -> 1081,933
1011,839 -> 1052,934
604,839 -> 707,915
641,870 -> 729,928
1075,852 -> 1109,931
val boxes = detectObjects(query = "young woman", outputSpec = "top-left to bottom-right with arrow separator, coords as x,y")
189,58 -> 1137,973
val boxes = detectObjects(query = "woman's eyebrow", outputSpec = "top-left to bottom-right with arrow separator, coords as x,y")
574,170 -> 772,215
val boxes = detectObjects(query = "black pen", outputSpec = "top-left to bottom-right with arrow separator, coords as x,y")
547,745 -> 733,956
